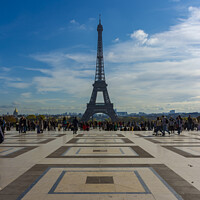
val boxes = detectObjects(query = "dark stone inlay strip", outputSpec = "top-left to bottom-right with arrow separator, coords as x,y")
2,138 -> 55,144
117,134 -> 125,137
130,146 -> 154,158
162,145 -> 200,157
122,138 -> 133,143
75,137 -> 124,139
0,164 -> 200,200
76,134 -> 125,138
145,137 -> 200,144
14,134 -> 66,138
47,146 -> 154,158
76,134 -> 84,137
0,146 -> 38,158
67,138 -> 79,144
86,176 -> 114,184
135,133 -> 188,138
93,149 -> 107,152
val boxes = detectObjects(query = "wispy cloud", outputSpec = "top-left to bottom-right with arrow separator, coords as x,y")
103,6 -> 200,112
113,37 -> 119,43
68,18 -> 95,32
21,92 -> 31,98
130,30 -> 148,44
1,67 -> 11,72
29,51 -> 94,96
5,7 -> 200,114
7,82 -> 30,89
69,19 -> 86,30
170,0 -> 181,2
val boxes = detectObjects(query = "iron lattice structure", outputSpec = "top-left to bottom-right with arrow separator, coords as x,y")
82,17 -> 117,122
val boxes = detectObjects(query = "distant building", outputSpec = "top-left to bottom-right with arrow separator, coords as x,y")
117,112 -> 128,116
169,110 -> 175,114
13,108 -> 18,117
129,113 -> 137,116
138,112 -> 146,116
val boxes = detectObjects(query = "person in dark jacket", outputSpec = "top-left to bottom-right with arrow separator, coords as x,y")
73,117 -> 79,134
0,117 -> 4,143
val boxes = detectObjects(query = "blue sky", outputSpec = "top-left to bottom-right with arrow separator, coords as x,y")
1,0 -> 200,114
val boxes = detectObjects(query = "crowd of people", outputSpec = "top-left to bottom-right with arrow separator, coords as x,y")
0,115 -> 200,138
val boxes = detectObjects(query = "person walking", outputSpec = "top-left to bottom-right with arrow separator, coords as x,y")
161,116 -> 170,136
73,117 -> 79,134
0,117 -> 4,143
155,117 -> 162,136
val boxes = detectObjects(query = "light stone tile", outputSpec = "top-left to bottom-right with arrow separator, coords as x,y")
126,194 -> 156,200
1,130 -> 200,199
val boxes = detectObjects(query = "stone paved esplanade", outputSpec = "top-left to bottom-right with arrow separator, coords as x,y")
82,17 -> 117,122
1,130 -> 200,199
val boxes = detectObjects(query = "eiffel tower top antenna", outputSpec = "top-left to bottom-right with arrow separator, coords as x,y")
95,14 -> 105,81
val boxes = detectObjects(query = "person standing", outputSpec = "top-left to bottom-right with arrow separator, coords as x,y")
169,117 -> 175,134
19,117 -> 23,134
63,117 -> 67,131
36,119 -> 40,134
39,117 -> 43,133
187,115 -> 193,131
73,117 -> 79,134
177,115 -> 183,135
1,117 -> 6,134
23,117 -> 27,133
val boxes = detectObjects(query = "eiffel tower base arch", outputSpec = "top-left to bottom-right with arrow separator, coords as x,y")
82,103 -> 117,122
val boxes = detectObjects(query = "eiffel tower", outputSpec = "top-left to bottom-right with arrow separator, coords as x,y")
82,16 -> 117,122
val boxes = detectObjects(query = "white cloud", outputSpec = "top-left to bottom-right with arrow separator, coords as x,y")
1,67 -> 11,72
130,29 -> 148,44
21,92 -> 31,98
32,68 -> 92,96
30,51 -> 95,68
7,82 -> 30,89
29,51 -> 94,97
65,53 -> 95,63
106,7 -> 200,64
0,73 -> 30,89
103,6 -> 200,112
23,7 -> 200,113
70,19 -> 76,24
113,37 -> 119,43
69,19 -> 86,30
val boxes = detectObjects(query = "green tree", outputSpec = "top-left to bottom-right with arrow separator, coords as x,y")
37,115 -> 45,120
26,115 -> 36,120
4,115 -> 17,123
